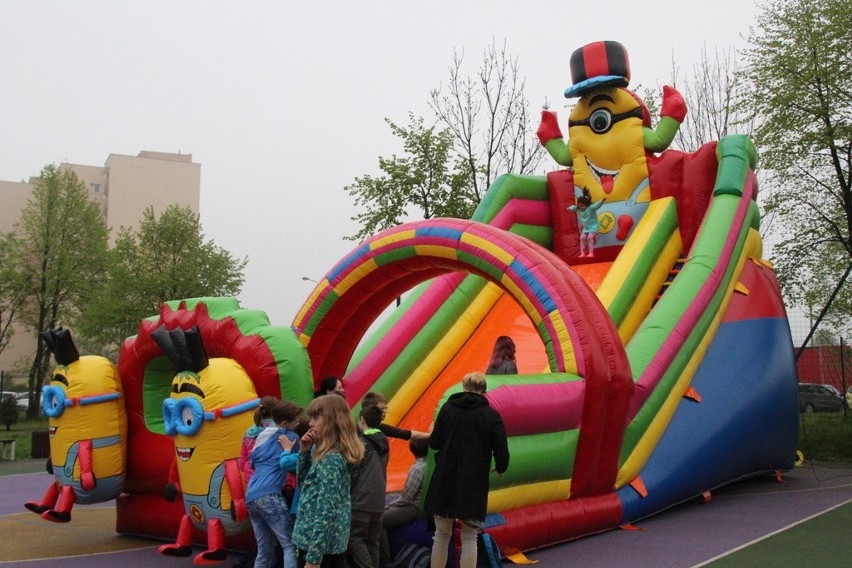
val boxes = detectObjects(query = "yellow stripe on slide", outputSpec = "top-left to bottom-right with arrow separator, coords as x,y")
488,479 -> 572,514
386,281 -> 503,423
616,228 -> 763,487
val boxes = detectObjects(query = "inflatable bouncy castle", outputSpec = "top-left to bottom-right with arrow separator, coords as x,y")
27,40 -> 797,562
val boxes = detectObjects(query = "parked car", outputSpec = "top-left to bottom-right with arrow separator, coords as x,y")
798,383 -> 845,413
824,384 -> 842,397
16,392 -> 30,411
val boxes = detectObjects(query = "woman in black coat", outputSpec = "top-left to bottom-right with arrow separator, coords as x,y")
426,372 -> 509,568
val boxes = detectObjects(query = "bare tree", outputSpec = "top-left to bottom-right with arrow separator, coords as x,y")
670,45 -> 756,153
429,39 -> 545,205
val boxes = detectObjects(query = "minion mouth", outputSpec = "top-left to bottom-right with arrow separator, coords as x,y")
49,427 -> 57,438
176,447 -> 195,462
586,158 -> 619,194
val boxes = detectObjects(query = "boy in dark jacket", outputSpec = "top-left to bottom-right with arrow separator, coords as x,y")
348,404 -> 390,568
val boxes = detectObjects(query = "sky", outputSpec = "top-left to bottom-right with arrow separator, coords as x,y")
0,1 -> 761,329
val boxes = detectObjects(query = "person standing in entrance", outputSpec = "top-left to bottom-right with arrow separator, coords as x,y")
315,376 -> 346,399
486,336 -> 517,375
426,372 -> 509,568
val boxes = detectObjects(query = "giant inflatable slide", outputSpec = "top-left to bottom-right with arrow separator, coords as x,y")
291,40 -> 798,554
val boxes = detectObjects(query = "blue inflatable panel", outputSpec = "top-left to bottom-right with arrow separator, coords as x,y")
618,316 -> 798,522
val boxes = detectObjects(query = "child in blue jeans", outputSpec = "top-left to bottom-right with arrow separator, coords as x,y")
246,399 -> 303,568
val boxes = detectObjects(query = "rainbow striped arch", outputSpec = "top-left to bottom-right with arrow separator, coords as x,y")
292,218 -> 625,380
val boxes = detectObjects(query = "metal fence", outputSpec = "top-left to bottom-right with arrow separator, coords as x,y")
790,304 -> 851,420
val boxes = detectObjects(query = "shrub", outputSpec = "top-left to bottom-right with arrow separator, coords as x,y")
0,394 -> 19,431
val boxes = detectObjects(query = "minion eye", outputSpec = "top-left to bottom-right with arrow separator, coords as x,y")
569,107 -> 643,134
181,406 -> 195,428
589,109 -> 612,133
163,397 -> 206,436
42,385 -> 68,418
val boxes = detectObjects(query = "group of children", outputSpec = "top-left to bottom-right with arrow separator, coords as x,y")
238,396 -> 304,568
239,386 -> 430,568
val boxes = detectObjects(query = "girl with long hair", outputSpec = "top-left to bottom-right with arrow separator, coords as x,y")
292,394 -> 364,568
486,336 -> 518,375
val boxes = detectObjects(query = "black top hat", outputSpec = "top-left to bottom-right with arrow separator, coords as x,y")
564,41 -> 631,98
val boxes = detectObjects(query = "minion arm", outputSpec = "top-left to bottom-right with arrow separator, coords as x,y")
644,85 -> 687,153
537,110 -> 573,166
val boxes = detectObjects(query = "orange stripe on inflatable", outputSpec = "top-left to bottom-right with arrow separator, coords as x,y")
629,476 -> 648,498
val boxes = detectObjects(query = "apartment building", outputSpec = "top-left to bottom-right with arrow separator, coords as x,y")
0,150 -> 200,376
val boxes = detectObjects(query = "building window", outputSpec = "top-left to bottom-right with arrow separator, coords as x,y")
90,183 -> 100,194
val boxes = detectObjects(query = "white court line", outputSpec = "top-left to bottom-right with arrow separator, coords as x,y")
692,495 -> 852,567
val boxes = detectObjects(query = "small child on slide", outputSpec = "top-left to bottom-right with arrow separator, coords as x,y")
568,187 -> 605,258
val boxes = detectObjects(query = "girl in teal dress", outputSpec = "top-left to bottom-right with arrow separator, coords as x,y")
292,394 -> 364,568
568,187 -> 605,258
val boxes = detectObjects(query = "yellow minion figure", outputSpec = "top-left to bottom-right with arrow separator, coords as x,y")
152,325 -> 259,564
537,41 -> 687,247
24,328 -> 126,523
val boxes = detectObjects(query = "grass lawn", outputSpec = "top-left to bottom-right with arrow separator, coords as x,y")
797,411 -> 852,462
0,415 -> 49,461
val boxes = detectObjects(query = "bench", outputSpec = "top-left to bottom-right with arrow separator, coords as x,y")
0,439 -> 15,461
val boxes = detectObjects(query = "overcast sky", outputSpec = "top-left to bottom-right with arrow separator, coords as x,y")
0,1 -> 760,328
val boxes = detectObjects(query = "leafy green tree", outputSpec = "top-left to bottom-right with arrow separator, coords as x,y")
77,205 -> 247,349
345,114 -> 469,242
739,0 -> 851,334
0,232 -> 27,362
15,164 -> 109,418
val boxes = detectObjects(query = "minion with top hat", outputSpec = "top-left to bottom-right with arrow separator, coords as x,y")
537,40 -> 687,247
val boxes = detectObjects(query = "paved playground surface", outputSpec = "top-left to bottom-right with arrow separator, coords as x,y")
1,459 -> 851,567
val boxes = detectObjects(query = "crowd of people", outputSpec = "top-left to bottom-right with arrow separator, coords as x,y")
235,335 -> 515,568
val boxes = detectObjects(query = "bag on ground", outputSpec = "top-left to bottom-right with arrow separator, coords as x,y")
388,542 -> 431,568
476,531 -> 501,568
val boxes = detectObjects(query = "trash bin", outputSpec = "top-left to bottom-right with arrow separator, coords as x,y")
31,430 -> 49,459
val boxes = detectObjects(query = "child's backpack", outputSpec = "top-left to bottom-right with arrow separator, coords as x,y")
388,542 -> 431,568
282,471 -> 297,507
476,531 -> 502,568
450,522 -> 503,568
